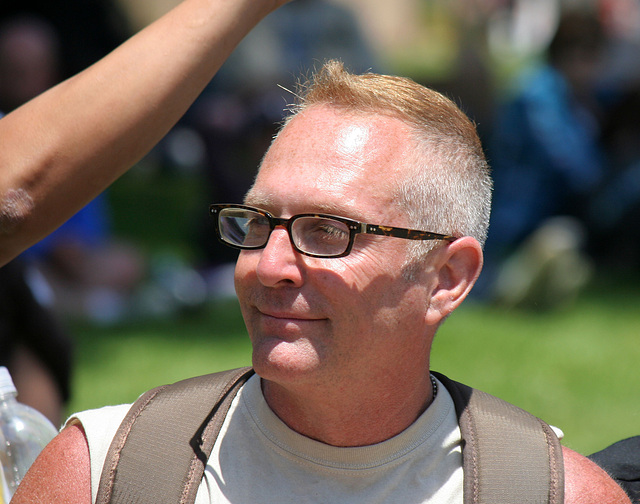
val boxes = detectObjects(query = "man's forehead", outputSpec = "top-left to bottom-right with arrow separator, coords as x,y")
258,107 -> 414,179
243,105 -> 414,219
273,104 -> 414,150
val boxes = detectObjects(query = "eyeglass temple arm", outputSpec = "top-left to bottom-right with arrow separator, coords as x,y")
364,224 -> 456,242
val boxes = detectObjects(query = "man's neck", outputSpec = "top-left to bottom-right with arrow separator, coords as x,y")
260,372 -> 435,447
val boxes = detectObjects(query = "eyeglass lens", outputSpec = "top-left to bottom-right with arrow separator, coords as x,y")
291,216 -> 350,255
219,209 -> 269,248
218,208 -> 351,256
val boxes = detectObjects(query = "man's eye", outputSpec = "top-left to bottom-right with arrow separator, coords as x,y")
318,223 -> 347,238
244,216 -> 269,235
307,219 -> 348,241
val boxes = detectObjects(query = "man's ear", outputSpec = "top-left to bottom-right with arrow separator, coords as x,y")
425,237 -> 483,326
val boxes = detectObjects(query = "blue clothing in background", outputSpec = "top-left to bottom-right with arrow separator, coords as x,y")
21,195 -> 110,260
486,64 -> 605,259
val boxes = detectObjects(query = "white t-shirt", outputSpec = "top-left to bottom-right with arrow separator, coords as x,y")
70,374 -> 463,504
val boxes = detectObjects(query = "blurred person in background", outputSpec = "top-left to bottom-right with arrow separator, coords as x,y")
482,8 -> 607,308
484,4 -> 640,308
587,0 -> 640,268
0,0 -> 131,80
0,257 -> 72,427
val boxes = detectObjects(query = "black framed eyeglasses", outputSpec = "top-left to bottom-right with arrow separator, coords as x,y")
209,204 -> 456,259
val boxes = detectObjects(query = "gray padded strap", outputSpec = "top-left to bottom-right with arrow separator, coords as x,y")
434,372 -> 564,504
96,367 -> 254,504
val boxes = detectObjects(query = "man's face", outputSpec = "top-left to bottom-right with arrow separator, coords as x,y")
234,105 -> 438,390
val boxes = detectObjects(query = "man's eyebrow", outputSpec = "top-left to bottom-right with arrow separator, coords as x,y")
313,204 -> 366,220
242,195 -> 364,221
242,192 -> 272,208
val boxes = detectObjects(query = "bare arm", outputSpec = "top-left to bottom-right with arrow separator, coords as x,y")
0,0 -> 290,266
10,423 -> 91,503
563,446 -> 632,503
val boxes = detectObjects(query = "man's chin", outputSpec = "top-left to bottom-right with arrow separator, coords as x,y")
252,340 -> 323,384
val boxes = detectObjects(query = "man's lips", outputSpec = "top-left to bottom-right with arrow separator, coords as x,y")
257,308 -> 325,322
253,310 -> 327,340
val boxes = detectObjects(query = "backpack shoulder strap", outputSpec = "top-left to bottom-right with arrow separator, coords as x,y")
96,367 -> 254,504
96,367 -> 563,504
433,372 -> 564,504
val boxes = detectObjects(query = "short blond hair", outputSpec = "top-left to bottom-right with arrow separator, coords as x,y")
282,61 -> 491,251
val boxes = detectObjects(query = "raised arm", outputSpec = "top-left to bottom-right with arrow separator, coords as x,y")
0,0 -> 290,266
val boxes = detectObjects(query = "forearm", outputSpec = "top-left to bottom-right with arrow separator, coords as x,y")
0,0 -> 286,265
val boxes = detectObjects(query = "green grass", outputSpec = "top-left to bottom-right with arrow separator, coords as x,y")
431,279 -> 640,455
67,299 -> 252,413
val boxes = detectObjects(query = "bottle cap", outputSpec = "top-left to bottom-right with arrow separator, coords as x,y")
0,367 -> 17,396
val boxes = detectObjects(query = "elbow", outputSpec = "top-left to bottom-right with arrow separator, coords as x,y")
0,187 -> 36,265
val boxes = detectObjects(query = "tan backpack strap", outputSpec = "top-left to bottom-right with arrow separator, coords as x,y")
96,367 -> 254,504
433,372 -> 564,504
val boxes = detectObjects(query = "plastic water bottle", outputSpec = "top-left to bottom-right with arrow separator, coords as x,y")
0,367 -> 58,502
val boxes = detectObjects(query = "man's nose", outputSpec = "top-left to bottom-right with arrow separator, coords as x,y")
255,226 -> 304,287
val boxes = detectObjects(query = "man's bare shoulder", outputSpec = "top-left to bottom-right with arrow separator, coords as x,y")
11,423 -> 91,503
563,445 -> 631,504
